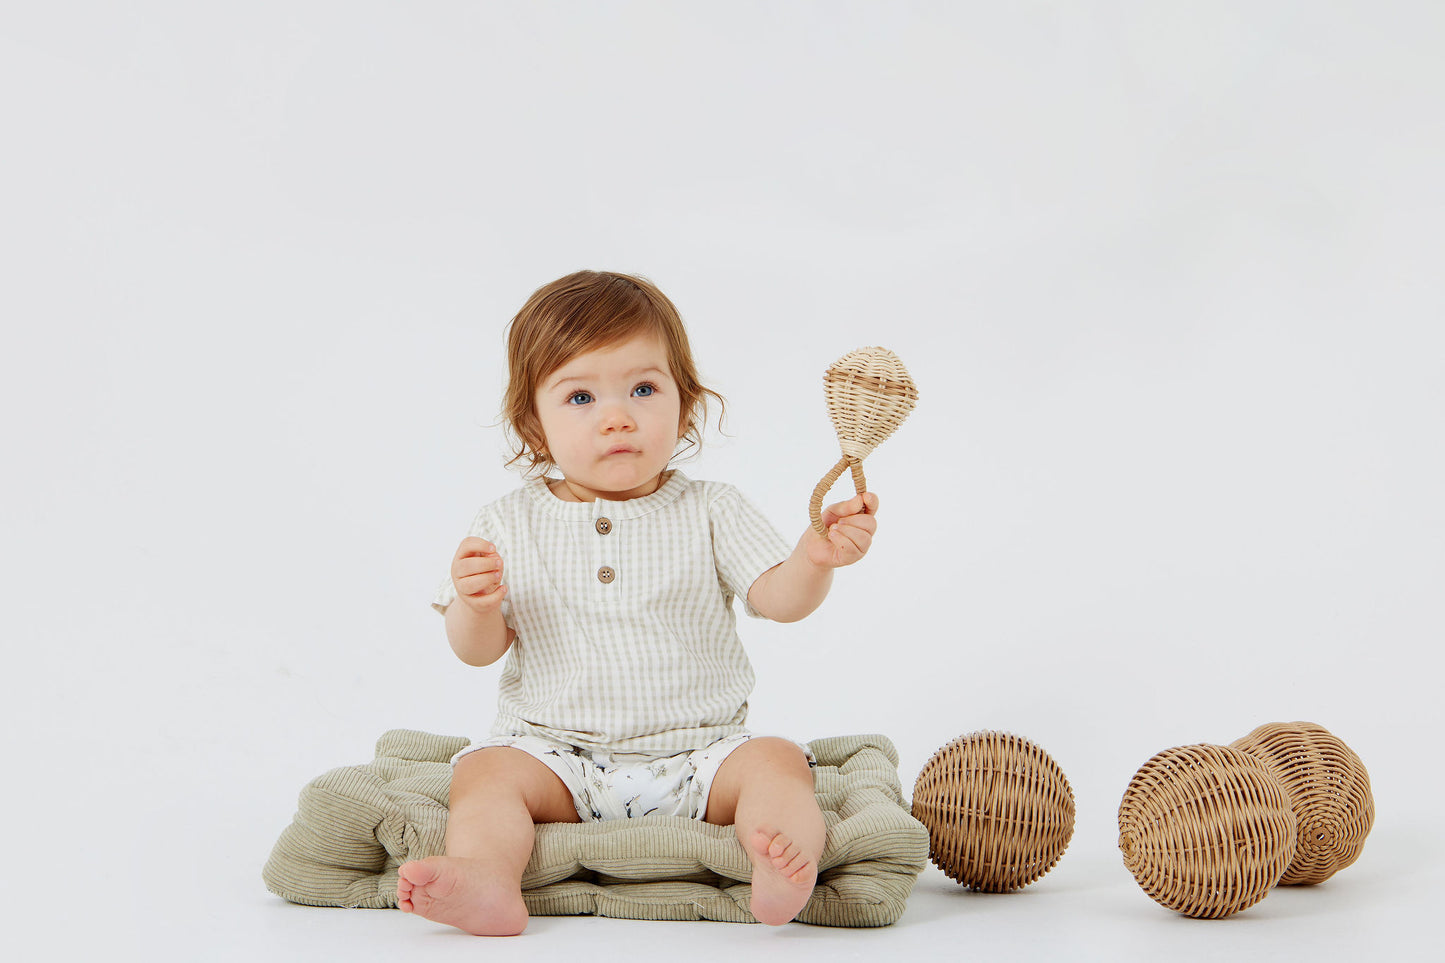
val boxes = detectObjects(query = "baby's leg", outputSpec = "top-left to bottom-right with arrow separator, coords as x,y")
397,746 -> 578,936
705,738 -> 824,926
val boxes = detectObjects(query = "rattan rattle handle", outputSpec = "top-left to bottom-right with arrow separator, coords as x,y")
809,457 -> 868,536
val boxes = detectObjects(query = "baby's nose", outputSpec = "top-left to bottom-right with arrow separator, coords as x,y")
599,403 -> 635,430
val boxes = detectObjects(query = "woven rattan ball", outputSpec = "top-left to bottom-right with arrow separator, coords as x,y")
911,731 -> 1075,892
1118,744 -> 1297,918
1229,721 -> 1374,885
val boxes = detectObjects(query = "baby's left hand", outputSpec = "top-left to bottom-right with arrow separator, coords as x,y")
807,492 -> 879,568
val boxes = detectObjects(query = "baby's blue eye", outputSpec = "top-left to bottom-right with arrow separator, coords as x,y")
567,391 -> 594,405
632,383 -> 656,397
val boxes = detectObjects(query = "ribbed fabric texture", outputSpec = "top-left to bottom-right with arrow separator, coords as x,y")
263,731 -> 929,926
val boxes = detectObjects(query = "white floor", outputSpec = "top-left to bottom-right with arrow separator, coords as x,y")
39,808 -> 1437,962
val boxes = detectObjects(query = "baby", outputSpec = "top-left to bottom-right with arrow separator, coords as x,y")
397,271 -> 878,935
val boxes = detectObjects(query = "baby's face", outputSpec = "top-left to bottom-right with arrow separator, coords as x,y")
533,332 -> 683,502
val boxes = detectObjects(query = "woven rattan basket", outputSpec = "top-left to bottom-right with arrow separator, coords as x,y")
912,731 -> 1075,892
1118,744 -> 1297,918
1230,721 -> 1374,885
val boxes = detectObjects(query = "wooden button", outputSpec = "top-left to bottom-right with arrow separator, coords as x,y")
595,517 -> 612,535
597,566 -> 616,584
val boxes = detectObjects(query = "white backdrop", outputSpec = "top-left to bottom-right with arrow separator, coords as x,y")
4,3 -> 1442,960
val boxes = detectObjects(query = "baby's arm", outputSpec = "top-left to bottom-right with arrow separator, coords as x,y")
444,536 -> 516,666
745,492 -> 879,623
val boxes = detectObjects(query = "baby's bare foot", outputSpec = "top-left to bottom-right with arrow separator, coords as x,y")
396,856 -> 528,936
747,830 -> 818,926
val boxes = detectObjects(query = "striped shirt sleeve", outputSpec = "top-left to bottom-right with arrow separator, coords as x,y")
708,484 -> 793,619
431,506 -> 491,615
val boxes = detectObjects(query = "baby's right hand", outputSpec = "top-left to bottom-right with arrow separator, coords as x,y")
451,537 -> 507,613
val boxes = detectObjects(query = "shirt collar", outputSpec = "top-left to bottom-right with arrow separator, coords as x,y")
524,470 -> 690,520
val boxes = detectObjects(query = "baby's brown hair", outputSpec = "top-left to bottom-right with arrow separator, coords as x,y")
502,271 -> 724,473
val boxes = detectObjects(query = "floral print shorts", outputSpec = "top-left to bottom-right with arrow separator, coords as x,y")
451,733 -> 812,822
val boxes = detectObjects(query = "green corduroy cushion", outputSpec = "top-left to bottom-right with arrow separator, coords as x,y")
264,730 -> 928,926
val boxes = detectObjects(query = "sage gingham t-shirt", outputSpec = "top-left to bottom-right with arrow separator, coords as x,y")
432,471 -> 793,756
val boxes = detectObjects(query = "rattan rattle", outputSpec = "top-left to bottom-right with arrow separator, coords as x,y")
809,347 -> 918,536
1230,721 -> 1374,885
912,731 -> 1076,892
